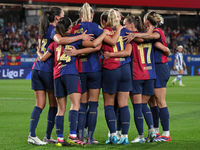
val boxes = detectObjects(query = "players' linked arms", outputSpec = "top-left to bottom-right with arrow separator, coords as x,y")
64,45 -> 101,56
103,43 -> 132,59
146,26 -> 154,34
81,30 -> 94,41
103,25 -> 123,46
82,29 -> 110,48
154,42 -> 170,56
103,51 -> 111,60
123,32 -> 135,44
135,32 -> 160,40
103,29 -> 111,36
164,47 -> 170,56
54,32 -> 93,45
36,48 -> 43,60
36,50 -> 52,62
140,34 -> 150,38
117,25 -> 124,31
91,29 -> 110,47
64,46 -> 78,56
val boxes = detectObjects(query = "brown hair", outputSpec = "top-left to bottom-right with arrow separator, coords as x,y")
56,17 -> 72,37
125,15 -> 145,32
39,7 -> 62,39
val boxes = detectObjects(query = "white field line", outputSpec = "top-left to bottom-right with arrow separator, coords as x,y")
0,97 -> 35,100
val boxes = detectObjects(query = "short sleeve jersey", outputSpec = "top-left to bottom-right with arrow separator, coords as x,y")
102,27 -> 131,70
71,22 -> 104,73
32,25 -> 56,72
175,52 -> 183,67
47,38 -> 82,79
131,37 -> 156,80
153,27 -> 168,64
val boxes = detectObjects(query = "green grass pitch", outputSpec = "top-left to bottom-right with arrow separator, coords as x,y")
0,76 -> 200,150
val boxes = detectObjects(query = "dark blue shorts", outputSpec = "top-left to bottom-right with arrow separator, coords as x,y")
31,69 -> 54,91
102,63 -> 132,93
80,71 -> 101,94
54,74 -> 81,97
155,63 -> 170,88
131,79 -> 155,95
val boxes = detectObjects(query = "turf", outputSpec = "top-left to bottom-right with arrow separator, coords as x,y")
0,76 -> 200,150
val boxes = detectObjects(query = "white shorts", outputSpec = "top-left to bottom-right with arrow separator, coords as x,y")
176,65 -> 183,71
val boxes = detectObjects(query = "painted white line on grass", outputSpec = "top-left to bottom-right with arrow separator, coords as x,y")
167,102 -> 200,104
0,97 -> 35,100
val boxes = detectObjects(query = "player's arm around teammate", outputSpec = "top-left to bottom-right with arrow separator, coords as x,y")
129,11 -> 171,142
28,7 -> 65,145
37,17 -> 90,146
65,29 -> 110,56
69,3 -> 113,144
123,15 -> 157,143
101,9 -> 132,145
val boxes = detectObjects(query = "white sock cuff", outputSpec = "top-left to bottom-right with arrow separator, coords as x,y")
162,131 -> 170,136
154,128 -> 159,133
111,132 -> 116,137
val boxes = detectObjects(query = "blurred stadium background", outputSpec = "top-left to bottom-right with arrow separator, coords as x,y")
0,0 -> 200,78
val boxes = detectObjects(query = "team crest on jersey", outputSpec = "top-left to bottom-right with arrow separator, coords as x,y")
74,28 -> 84,34
98,25 -> 102,29
80,58 -> 87,62
58,64 -> 66,69
187,56 -> 191,62
143,66 -> 152,70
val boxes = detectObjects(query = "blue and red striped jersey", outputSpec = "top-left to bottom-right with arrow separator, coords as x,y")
47,39 -> 81,79
131,39 -> 156,80
32,25 -> 56,72
152,27 -> 168,64
102,27 -> 131,70
71,22 -> 104,73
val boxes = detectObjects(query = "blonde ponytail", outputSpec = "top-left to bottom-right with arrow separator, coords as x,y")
79,2 -> 94,22
145,11 -> 164,27
106,9 -> 119,29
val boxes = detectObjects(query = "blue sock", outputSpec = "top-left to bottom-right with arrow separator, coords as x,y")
114,98 -> 121,131
150,106 -> 160,128
46,107 -> 57,139
116,111 -> 122,132
29,106 -> 42,137
142,104 -> 154,130
55,116 -> 64,138
85,108 -> 89,129
87,101 -> 98,139
78,103 -> 88,138
132,103 -> 143,136
104,105 -> 116,134
119,106 -> 130,134
69,110 -> 78,135
159,107 -> 169,131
